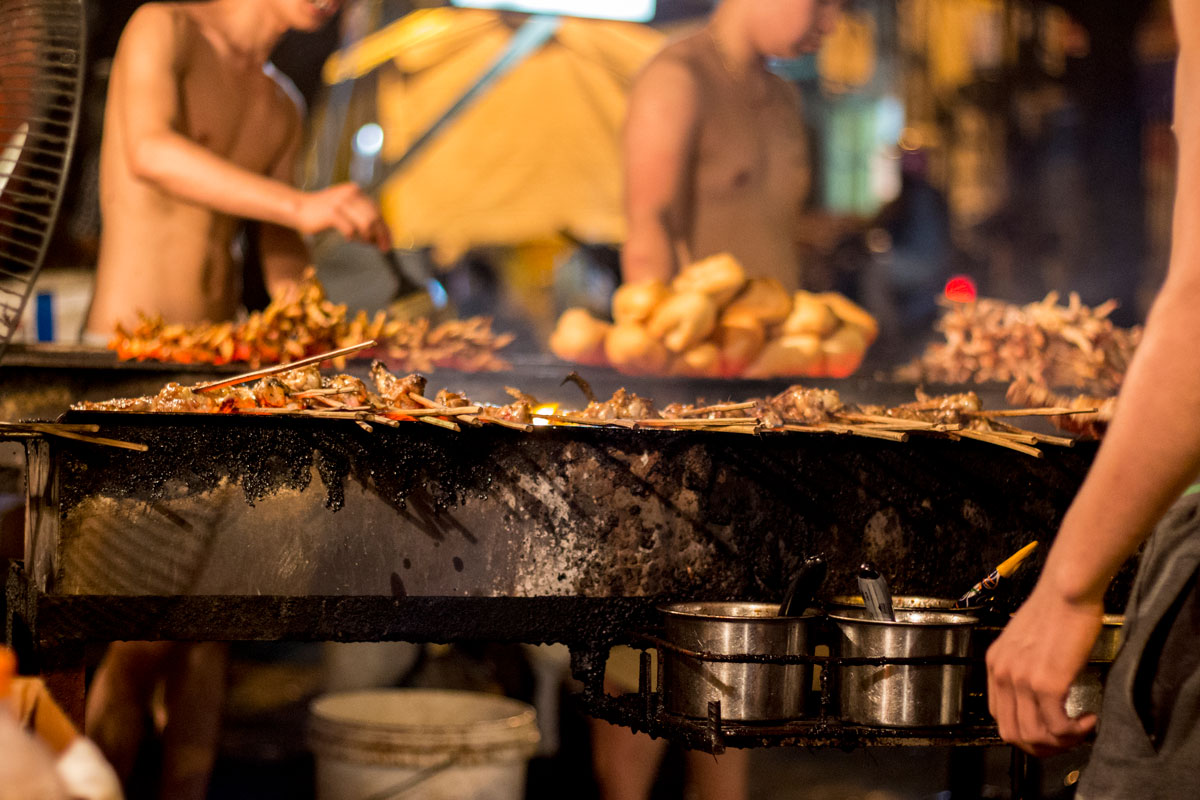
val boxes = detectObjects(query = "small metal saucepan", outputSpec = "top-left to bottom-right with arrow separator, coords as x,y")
830,607 -> 978,728
1066,614 -> 1125,719
658,601 -> 814,721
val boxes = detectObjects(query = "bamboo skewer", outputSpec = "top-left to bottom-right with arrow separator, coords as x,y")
193,340 -> 377,393
384,406 -> 480,418
0,421 -> 148,451
478,416 -> 535,432
835,413 -> 940,430
405,393 -> 440,409
634,417 -> 758,429
779,423 -> 908,442
418,416 -> 460,432
675,401 -> 757,417
974,407 -> 1098,418
0,421 -> 101,434
957,429 -> 1043,457
546,414 -> 637,428
1030,432 -> 1076,447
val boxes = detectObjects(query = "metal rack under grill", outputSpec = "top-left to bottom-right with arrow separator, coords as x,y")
0,0 -> 85,360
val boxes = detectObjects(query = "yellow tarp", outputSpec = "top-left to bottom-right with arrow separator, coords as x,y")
323,8 -> 665,260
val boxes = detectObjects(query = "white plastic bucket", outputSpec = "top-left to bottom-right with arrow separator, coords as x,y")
308,689 -> 540,800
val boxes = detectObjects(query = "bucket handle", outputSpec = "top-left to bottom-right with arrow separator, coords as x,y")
360,755 -> 460,800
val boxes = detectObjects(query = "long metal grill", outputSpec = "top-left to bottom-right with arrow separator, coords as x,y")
0,0 -> 85,360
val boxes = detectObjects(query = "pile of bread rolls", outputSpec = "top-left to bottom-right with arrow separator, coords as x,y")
549,253 -> 877,378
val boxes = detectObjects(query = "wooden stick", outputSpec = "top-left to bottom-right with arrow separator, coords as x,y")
847,427 -> 909,442
704,425 -> 762,435
405,393 -> 440,409
676,401 -> 757,417
835,413 -> 937,430
957,429 -> 1043,457
361,414 -> 401,428
391,405 -> 481,418
633,417 -> 758,428
546,414 -> 637,428
0,421 -> 101,433
985,431 -> 1040,445
974,407 -> 1098,418
193,340 -> 377,393
19,425 -> 149,452
1030,432 -> 1076,447
478,416 -> 534,432
418,416 -> 460,432
291,388 -> 355,399
779,424 -> 846,435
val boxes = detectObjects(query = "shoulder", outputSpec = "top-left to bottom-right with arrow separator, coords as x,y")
263,63 -> 306,131
119,2 -> 189,46
630,36 -> 704,110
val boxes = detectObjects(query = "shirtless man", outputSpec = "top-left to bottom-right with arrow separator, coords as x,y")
987,2 -> 1200,796
603,6 -> 842,797
83,3 -> 387,798
86,0 -> 389,336
621,0 -> 843,292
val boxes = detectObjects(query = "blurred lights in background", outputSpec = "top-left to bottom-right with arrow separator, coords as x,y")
944,275 -> 978,303
450,0 -> 656,22
353,123 -> 385,159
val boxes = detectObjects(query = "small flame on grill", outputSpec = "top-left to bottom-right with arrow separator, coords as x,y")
532,403 -> 559,427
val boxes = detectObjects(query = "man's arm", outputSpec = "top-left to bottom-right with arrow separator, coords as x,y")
621,57 -> 700,284
113,5 -> 387,248
987,1 -> 1200,756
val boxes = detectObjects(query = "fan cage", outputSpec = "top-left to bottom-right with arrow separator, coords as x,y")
0,0 -> 85,360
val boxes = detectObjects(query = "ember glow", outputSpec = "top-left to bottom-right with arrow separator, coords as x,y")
532,403 -> 559,426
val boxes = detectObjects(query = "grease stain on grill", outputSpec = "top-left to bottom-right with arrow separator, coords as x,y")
390,572 -> 406,597
452,557 -> 464,572
47,412 -> 1119,607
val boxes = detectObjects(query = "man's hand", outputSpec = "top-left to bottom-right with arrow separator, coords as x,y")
295,183 -> 392,251
986,583 -> 1105,756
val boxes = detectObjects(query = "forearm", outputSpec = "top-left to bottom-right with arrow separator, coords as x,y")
622,217 -> 678,284
259,224 -> 309,300
1041,286 -> 1200,604
132,132 -> 304,229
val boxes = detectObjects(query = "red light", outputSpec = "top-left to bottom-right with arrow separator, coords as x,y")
944,275 -> 978,303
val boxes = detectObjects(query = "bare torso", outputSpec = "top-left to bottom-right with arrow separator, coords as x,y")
87,4 -> 298,335
665,32 -> 811,291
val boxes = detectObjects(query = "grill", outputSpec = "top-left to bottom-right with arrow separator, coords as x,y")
0,0 -> 85,359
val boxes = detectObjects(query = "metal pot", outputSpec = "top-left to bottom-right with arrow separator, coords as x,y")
830,595 -> 956,611
659,602 -> 812,721
1066,614 -> 1124,719
830,607 -> 977,728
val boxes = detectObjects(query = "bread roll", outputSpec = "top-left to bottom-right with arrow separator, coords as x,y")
549,307 -> 611,366
782,291 -> 839,337
716,317 -> 766,376
817,292 -> 879,344
671,252 -> 747,306
821,325 -> 869,378
646,291 -> 718,353
722,279 -> 793,326
670,342 -> 721,377
744,334 -> 823,378
611,279 -> 670,325
604,323 -> 671,375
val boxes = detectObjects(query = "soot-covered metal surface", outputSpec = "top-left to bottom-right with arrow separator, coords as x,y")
26,411 -> 1108,610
